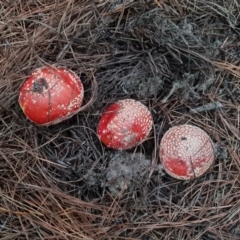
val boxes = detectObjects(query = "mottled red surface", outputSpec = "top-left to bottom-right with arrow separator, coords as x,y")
97,99 -> 153,150
160,124 -> 214,180
18,66 -> 84,126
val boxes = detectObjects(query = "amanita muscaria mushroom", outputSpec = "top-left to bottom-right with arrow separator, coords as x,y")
97,99 -> 153,150
18,65 -> 84,126
160,124 -> 214,180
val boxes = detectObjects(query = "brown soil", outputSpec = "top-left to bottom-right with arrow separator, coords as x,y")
0,0 -> 240,239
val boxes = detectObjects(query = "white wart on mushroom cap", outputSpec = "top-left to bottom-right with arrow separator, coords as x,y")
159,124 -> 214,180
97,99 -> 153,150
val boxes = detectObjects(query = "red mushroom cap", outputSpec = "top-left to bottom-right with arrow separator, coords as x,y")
159,124 -> 214,180
97,99 -> 153,150
18,65 -> 84,126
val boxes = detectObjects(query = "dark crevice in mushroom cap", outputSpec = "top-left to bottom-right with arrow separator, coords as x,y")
32,78 -> 48,93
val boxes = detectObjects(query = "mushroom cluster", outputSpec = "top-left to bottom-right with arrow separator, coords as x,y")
19,66 -> 215,181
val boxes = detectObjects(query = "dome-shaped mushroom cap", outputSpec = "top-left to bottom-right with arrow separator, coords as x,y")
159,124 -> 214,180
97,99 -> 153,150
18,65 -> 84,126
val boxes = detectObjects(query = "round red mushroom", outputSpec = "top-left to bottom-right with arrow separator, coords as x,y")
97,99 -> 153,150
159,124 -> 214,180
18,65 -> 84,126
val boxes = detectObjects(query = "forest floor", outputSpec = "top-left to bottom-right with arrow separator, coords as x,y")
0,0 -> 240,239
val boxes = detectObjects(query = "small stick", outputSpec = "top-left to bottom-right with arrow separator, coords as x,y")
189,101 -> 223,113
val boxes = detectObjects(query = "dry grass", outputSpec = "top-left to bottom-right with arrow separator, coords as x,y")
0,0 -> 240,239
